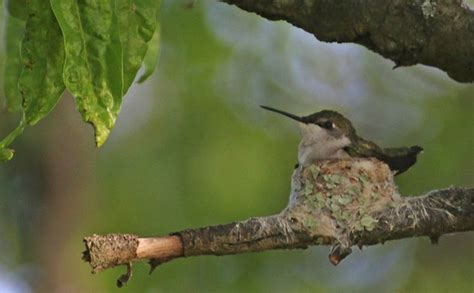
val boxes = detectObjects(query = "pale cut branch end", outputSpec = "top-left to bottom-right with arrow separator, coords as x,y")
83,235 -> 183,273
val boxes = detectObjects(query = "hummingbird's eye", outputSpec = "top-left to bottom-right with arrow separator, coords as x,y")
318,121 -> 334,130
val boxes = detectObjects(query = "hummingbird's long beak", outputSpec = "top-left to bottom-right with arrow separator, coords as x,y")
260,105 -> 306,123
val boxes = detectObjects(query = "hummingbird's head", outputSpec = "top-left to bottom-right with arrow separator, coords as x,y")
260,106 -> 355,140
261,106 -> 358,162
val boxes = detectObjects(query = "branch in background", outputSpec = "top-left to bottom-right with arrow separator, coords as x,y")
82,159 -> 474,286
219,0 -> 474,83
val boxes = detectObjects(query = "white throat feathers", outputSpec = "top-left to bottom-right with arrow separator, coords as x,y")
297,123 -> 351,166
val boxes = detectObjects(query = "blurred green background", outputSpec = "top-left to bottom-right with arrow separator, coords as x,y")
0,1 -> 473,292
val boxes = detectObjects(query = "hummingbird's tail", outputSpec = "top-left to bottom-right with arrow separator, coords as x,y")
381,145 -> 423,175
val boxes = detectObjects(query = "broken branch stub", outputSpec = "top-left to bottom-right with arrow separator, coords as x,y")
83,234 -> 139,273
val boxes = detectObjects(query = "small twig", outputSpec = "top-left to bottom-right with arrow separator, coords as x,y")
116,262 -> 132,288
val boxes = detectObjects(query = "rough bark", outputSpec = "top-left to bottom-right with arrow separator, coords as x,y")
82,159 -> 474,286
219,0 -> 474,83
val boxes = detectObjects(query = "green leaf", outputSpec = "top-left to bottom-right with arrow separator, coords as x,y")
19,0 -> 65,125
137,25 -> 161,84
116,0 -> 161,90
2,0 -> 163,160
3,12 -> 25,112
50,0 -> 123,146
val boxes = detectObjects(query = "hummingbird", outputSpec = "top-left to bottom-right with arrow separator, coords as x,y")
261,106 -> 423,175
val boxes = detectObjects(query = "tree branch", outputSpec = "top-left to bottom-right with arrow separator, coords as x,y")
219,0 -> 474,83
82,159 -> 473,286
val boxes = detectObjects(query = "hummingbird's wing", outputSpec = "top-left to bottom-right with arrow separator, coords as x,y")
345,137 -> 423,175
344,137 -> 383,160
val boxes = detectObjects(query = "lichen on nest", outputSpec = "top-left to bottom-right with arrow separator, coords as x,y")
285,158 -> 401,241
